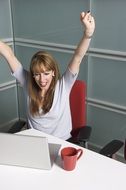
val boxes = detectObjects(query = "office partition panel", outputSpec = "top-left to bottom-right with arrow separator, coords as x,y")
88,56 -> 126,106
91,0 -> 126,51
0,0 -> 18,131
0,0 -> 12,38
11,0 -> 89,44
0,87 -> 18,131
87,105 -> 126,155
0,56 -> 14,84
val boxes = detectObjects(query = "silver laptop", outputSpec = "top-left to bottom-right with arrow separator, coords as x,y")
0,132 -> 61,170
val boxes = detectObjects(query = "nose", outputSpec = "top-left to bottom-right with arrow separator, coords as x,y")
39,73 -> 45,81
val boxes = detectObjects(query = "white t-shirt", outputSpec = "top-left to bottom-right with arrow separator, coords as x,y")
13,65 -> 78,140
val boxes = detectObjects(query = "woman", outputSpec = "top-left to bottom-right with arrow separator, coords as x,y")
0,11 -> 95,140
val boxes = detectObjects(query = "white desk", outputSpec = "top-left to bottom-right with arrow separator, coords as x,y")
0,129 -> 126,190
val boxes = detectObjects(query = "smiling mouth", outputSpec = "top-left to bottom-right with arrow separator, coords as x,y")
39,82 -> 47,87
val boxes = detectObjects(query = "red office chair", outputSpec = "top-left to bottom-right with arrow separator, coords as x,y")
67,80 -> 92,148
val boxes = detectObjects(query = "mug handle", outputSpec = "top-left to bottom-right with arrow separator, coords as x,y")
77,149 -> 83,160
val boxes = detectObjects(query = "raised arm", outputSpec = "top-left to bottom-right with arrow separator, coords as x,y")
0,40 -> 21,72
68,11 -> 95,74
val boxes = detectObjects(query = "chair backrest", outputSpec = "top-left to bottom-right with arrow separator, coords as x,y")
70,80 -> 87,137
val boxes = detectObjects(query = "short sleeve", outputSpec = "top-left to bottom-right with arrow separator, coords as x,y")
12,65 -> 28,87
62,67 -> 78,92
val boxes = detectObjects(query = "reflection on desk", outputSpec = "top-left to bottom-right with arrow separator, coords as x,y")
0,128 -> 126,190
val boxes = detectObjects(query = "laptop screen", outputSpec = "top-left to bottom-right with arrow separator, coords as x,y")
0,132 -> 61,170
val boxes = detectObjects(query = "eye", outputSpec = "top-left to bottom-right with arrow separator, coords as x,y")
33,73 -> 41,78
44,72 -> 50,75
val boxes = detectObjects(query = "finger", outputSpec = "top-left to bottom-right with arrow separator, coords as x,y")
85,11 -> 91,17
85,12 -> 93,23
80,11 -> 85,20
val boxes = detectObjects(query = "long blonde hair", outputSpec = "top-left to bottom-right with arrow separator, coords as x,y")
29,51 -> 60,116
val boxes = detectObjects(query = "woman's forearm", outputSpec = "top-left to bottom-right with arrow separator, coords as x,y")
0,41 -> 21,72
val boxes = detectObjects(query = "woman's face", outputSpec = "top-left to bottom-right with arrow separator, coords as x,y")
33,68 -> 54,91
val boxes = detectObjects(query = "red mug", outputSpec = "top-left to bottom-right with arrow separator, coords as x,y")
61,146 -> 83,171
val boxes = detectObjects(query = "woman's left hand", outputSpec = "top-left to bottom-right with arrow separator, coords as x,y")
80,11 -> 95,38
